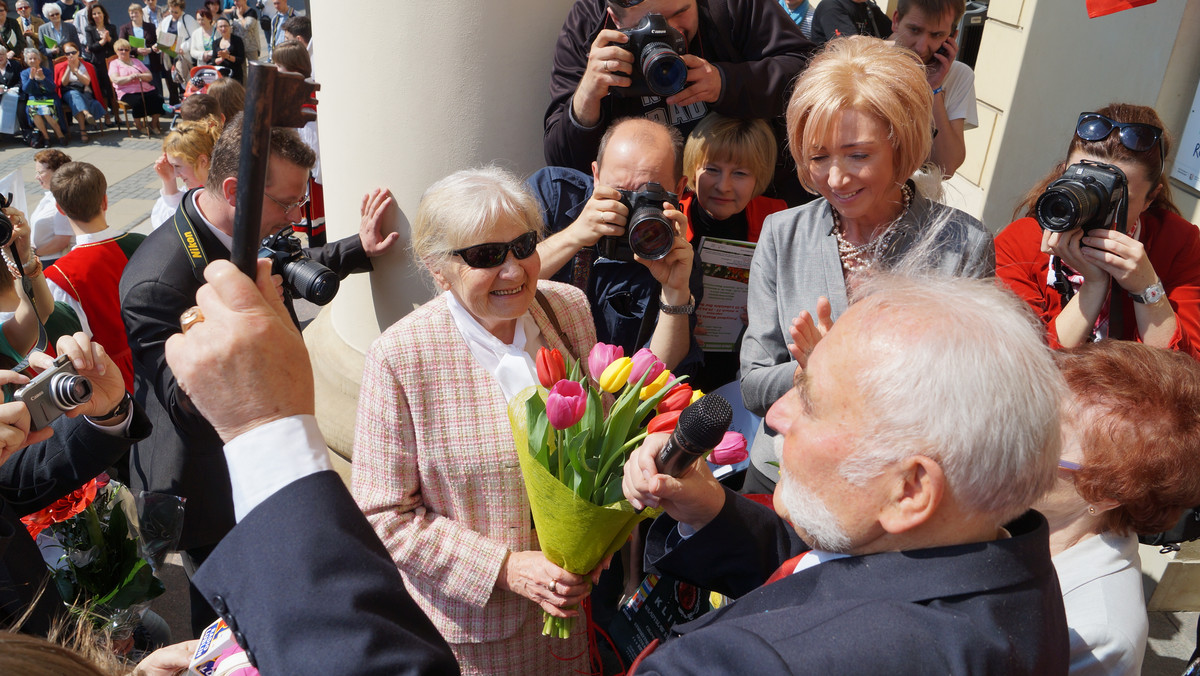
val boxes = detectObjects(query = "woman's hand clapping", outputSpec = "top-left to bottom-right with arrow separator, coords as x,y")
786,296 -> 833,369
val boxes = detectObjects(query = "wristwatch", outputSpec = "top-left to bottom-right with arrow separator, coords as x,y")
1130,280 -> 1167,305
659,294 -> 695,316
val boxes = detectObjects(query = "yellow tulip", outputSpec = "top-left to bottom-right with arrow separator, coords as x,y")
598,357 -> 633,393
639,370 -> 673,400
690,388 -> 705,404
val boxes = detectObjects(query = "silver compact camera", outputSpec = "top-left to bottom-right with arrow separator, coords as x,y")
14,354 -> 93,430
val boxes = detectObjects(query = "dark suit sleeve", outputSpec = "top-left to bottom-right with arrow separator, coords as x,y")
706,0 -> 814,121
542,0 -> 608,171
645,486 -> 805,599
0,403 -> 151,516
306,233 -> 371,280
192,471 -> 460,676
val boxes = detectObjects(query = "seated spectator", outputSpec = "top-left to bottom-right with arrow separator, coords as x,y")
13,2 -> 41,54
150,114 -> 221,229
210,15 -> 243,82
52,41 -> 105,142
178,91 -> 222,122
28,148 -> 74,265
740,36 -> 993,494
622,273 -> 1068,674
273,39 -> 323,244
811,0 -> 890,43
0,1 -> 27,61
108,37 -> 162,134
530,117 -> 700,374
680,113 -> 786,390
889,0 -> 977,177
19,48 -> 65,147
0,49 -> 19,93
44,161 -> 145,390
1044,341 -> 1200,676
119,2 -> 162,104
544,0 -> 815,203
37,3 -> 80,62
206,75 -> 242,119
995,103 -> 1200,357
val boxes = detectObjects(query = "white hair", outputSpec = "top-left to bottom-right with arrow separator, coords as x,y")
42,2 -> 60,18
779,459 -> 853,553
410,166 -> 544,286
836,273 -> 1064,525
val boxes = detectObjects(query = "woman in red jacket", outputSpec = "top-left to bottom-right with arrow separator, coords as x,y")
995,103 -> 1200,358
53,41 -> 106,142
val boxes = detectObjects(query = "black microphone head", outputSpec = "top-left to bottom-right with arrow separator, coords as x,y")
676,394 -> 733,449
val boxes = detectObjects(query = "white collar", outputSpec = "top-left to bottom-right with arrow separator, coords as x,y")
1051,530 -> 1139,595
188,189 -> 234,252
75,226 -> 121,245
444,290 -> 543,402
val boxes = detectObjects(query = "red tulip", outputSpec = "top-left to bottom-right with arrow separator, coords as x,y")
656,383 -> 694,414
646,410 -> 682,435
536,347 -> 566,389
710,431 -> 748,465
546,380 -> 587,430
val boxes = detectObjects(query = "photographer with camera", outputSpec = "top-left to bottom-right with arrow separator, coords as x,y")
995,103 -> 1200,357
531,117 -> 701,373
544,0 -> 815,203
0,332 -> 147,636
119,112 -> 397,634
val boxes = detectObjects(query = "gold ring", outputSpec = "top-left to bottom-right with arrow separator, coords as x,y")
180,306 -> 205,334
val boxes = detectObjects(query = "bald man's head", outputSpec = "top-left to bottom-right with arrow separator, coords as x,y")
592,117 -> 686,194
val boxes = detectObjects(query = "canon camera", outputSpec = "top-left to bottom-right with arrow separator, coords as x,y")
1035,160 -> 1129,234
259,227 -> 340,305
615,13 -> 689,99
15,354 -> 92,430
597,182 -> 678,262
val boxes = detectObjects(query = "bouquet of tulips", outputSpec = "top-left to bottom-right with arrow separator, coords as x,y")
509,342 -> 708,639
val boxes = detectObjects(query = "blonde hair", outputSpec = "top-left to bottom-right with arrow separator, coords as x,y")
112,38 -> 131,53
163,114 -> 222,170
411,166 -> 543,280
786,36 -> 933,193
683,114 -> 776,197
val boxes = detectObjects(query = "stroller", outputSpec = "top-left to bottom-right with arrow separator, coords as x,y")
168,65 -> 229,130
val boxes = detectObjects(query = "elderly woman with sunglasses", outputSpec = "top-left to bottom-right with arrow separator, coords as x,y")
1037,340 -> 1200,675
996,103 -> 1200,357
352,167 -> 600,675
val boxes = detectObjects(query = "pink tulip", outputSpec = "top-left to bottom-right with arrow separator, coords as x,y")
588,343 -> 623,381
546,380 -> 587,430
628,347 -> 664,384
710,431 -> 748,465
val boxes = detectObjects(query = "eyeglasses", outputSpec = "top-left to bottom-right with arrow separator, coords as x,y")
264,187 -> 310,214
451,230 -> 538,269
1075,112 -> 1165,176
64,50 -> 78,56
1057,459 -> 1081,471
115,47 -> 130,52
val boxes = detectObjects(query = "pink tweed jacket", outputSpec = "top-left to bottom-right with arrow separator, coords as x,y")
351,280 -> 596,645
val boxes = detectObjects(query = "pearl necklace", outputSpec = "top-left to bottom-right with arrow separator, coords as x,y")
831,182 -> 914,274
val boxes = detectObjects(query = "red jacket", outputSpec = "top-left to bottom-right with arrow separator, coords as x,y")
52,58 -> 107,109
995,210 -> 1200,358
680,192 -> 788,244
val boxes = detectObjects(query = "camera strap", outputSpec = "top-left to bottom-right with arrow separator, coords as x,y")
172,189 -> 211,284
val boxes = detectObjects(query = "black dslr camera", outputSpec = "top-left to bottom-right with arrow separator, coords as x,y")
15,354 -> 92,430
0,191 -> 15,247
1035,160 -> 1129,234
259,227 -> 340,305
597,182 -> 678,262
615,13 -> 688,98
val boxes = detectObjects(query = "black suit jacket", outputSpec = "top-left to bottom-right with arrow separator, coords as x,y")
636,489 -> 1071,674
193,470 -> 460,675
0,404 -> 151,634
119,190 -> 370,550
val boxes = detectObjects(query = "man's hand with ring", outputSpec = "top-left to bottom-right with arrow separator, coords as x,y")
165,259 -> 315,443
573,28 -> 633,128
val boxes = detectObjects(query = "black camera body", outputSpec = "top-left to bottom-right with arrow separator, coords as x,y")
0,191 -> 14,247
259,227 -> 340,305
1035,160 -> 1129,234
597,182 -> 678,262
615,13 -> 689,99
15,354 -> 92,430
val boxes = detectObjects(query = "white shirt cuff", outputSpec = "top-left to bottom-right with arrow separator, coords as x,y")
223,414 -> 332,522
84,406 -> 134,436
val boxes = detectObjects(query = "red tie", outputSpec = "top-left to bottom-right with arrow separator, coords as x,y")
764,552 -> 809,585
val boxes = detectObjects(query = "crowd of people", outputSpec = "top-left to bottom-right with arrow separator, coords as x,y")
0,0 -> 1198,675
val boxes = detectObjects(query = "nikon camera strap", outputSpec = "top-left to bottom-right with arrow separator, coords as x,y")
171,189 -> 212,284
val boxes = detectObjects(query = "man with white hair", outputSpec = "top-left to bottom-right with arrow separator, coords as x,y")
623,273 -> 1071,673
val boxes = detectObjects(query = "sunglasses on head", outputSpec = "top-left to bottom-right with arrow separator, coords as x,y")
451,230 -> 538,269
1075,112 -> 1165,173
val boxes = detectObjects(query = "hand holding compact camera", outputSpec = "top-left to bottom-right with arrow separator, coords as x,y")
14,354 -> 92,430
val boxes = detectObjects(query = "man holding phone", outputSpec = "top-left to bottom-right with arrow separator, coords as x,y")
890,0 -> 977,178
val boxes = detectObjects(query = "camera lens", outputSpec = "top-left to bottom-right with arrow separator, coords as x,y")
627,211 -> 675,260
1035,180 -> 1103,233
282,258 -> 340,306
49,373 -> 92,409
641,43 -> 687,97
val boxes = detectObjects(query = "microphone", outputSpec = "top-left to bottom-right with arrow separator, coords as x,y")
655,394 -> 733,477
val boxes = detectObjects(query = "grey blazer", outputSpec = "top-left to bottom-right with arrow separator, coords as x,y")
739,189 -> 995,483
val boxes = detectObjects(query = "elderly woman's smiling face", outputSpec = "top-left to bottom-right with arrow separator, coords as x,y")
432,215 -> 540,344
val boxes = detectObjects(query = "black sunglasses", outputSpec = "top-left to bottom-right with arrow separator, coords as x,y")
64,50 -> 79,55
1075,112 -> 1165,174
451,230 -> 538,269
